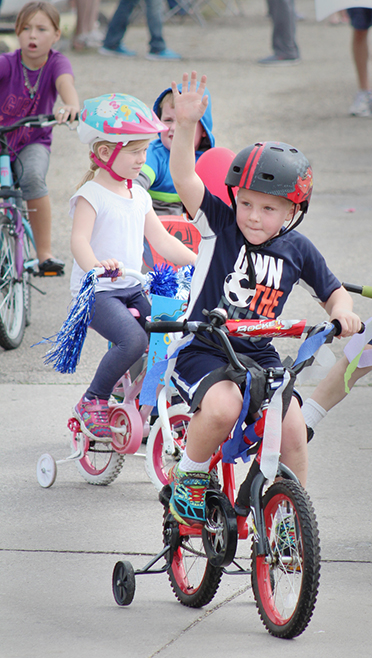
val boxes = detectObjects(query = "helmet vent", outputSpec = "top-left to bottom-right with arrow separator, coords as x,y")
270,146 -> 284,152
259,173 -> 274,181
233,166 -> 241,173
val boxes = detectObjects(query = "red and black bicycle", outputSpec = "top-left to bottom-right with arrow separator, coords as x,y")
112,309 -> 347,638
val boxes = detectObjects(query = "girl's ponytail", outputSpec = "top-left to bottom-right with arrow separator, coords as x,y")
76,141 -> 112,189
76,155 -> 99,189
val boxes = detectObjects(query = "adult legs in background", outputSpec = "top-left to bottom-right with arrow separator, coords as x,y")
347,8 -> 372,116
258,0 -> 299,65
73,0 -> 102,50
268,0 -> 299,59
100,0 -> 180,59
144,0 -> 166,53
101,0 -> 139,52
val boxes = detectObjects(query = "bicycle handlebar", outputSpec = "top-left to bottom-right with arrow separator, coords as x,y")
343,282 -> 372,299
0,114 -> 77,136
93,263 -> 147,287
145,316 -> 341,338
145,312 -> 350,375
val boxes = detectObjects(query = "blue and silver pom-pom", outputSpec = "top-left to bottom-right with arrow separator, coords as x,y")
176,264 -> 194,299
43,269 -> 98,373
146,263 -> 178,298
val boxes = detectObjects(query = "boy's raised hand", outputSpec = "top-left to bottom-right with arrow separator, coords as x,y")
171,71 -> 208,126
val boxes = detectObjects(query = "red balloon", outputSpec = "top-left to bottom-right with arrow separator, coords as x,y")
195,147 -> 237,205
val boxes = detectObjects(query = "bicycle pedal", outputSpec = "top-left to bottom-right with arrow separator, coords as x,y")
159,484 -> 172,507
36,270 -> 65,277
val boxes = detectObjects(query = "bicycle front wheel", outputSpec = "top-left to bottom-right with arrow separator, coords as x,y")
251,479 -> 321,638
164,511 -> 223,608
22,221 -> 34,326
0,219 -> 26,349
145,404 -> 191,491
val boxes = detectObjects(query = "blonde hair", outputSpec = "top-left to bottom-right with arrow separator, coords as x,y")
158,91 -> 175,116
15,2 -> 60,35
77,139 -> 150,189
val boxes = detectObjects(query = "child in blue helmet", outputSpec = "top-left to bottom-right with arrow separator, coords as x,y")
70,93 -> 196,440
166,71 -> 362,527
135,82 -> 215,216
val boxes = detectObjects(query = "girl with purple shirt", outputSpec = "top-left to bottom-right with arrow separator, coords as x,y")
0,2 -> 79,275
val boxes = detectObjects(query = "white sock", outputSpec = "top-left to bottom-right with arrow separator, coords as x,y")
179,451 -> 211,473
301,398 -> 327,429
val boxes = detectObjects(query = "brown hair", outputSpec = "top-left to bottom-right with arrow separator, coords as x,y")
15,2 -> 60,35
77,139 -> 150,189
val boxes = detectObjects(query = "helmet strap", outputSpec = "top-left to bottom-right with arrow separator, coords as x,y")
227,186 -> 236,212
91,142 -> 133,188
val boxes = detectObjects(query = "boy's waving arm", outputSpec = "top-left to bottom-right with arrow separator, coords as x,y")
169,71 -> 208,219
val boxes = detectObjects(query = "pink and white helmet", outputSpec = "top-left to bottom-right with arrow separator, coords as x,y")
78,93 -> 167,148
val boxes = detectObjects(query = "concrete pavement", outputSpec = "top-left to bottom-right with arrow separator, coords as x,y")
1,1 -> 372,656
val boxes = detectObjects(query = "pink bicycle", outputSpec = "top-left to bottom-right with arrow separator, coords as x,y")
36,267 -> 192,488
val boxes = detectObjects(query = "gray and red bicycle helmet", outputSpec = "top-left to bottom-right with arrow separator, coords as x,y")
225,141 -> 313,217
225,141 -> 313,287
78,93 -> 167,183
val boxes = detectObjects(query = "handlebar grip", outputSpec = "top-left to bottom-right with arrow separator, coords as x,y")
331,319 -> 365,336
331,319 -> 342,336
343,282 -> 372,299
342,282 -> 363,295
145,320 -> 186,333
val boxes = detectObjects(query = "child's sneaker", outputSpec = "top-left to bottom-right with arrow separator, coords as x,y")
73,396 -> 111,440
168,464 -> 210,526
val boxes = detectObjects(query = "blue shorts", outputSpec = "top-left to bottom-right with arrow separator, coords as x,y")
347,8 -> 372,30
172,342 -> 282,408
12,143 -> 50,200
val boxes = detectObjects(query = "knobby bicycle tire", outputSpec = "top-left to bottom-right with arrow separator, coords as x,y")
164,508 -> 223,608
251,479 -> 321,638
70,432 -> 125,485
0,217 -> 26,349
22,223 -> 33,326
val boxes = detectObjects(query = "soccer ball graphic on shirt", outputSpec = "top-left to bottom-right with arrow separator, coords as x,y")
223,271 -> 255,308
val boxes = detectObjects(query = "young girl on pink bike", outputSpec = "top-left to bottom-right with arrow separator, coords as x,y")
70,93 -> 196,441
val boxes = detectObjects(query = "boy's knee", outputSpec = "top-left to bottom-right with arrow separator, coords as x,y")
202,382 -> 242,426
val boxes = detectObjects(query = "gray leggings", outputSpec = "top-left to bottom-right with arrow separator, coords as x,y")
86,286 -> 150,400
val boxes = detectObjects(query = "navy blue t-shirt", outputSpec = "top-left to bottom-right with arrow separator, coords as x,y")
184,188 -> 340,356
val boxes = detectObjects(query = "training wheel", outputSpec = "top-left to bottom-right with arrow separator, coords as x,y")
37,453 -> 57,488
112,560 -> 136,606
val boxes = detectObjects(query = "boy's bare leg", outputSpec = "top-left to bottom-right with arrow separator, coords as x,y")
280,398 -> 307,487
185,380 -> 243,463
27,195 -> 52,264
311,354 -> 371,410
302,349 -> 372,432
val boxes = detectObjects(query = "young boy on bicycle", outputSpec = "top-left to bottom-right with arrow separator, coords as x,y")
135,81 -> 215,216
167,71 -> 362,527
